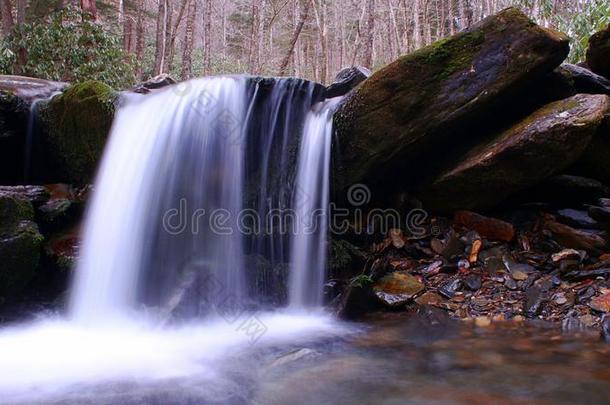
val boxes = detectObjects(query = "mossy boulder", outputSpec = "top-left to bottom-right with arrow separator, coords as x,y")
418,94 -> 609,212
333,8 -> 569,191
40,81 -> 117,185
0,190 -> 44,299
587,24 -> 610,79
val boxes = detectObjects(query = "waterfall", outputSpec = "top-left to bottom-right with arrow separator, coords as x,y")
70,76 -> 333,322
288,101 -> 336,308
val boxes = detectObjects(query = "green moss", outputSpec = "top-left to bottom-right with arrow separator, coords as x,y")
41,81 -> 117,184
0,221 -> 43,297
0,194 -> 34,236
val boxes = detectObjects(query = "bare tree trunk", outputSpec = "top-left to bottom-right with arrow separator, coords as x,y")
1,0 -> 15,36
310,0 -> 328,83
247,0 -> 261,73
166,0 -> 189,72
16,0 -> 26,24
80,0 -> 98,20
135,0 -> 145,79
362,0 -> 375,68
279,0 -> 310,75
202,0 -> 212,75
154,0 -> 168,75
181,0 -> 197,80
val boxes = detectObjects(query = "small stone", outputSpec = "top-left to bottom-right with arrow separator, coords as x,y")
511,270 -> 529,281
469,239 -> 483,263
557,208 -> 601,229
551,248 -> 585,263
389,228 -> 405,249
554,293 -> 568,305
415,292 -> 444,306
464,274 -> 482,291
588,206 -> 610,224
589,292 -> 610,312
439,278 -> 462,299
421,260 -> 443,276
513,315 -> 525,322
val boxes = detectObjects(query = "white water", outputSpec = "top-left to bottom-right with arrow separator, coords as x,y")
0,77 -> 341,400
289,100 -> 337,307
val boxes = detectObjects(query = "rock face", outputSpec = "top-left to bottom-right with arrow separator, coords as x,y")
419,94 -> 609,212
0,76 -> 68,184
333,8 -> 569,190
0,190 -> 44,299
40,81 -> 117,185
587,24 -> 610,79
573,115 -> 610,184
545,64 -> 610,99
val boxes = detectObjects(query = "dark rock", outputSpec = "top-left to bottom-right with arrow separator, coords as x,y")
588,206 -> 610,225
599,198 -> 610,207
525,286 -> 546,317
334,8 -> 569,190
587,24 -> 610,79
325,66 -> 371,98
0,191 -> 44,299
438,278 -> 462,299
602,316 -> 610,342
464,274 -> 482,291
131,73 -> 177,94
523,175 -> 610,205
544,218 -> 607,253
39,81 -> 117,185
556,208 -> 602,229
0,75 -> 67,102
337,284 -> 379,319
454,211 -> 515,242
543,64 -> 610,100
572,116 -> 610,185
373,271 -> 425,307
419,94 -> 609,212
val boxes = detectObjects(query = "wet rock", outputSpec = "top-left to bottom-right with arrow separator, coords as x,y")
419,94 -> 609,212
439,278 -> 462,299
269,348 -> 320,368
431,231 -> 465,259
602,316 -> 610,342
0,191 -> 44,298
589,290 -> 610,313
325,66 -> 371,99
544,64 -> 610,100
589,206 -> 610,225
0,75 -> 67,102
454,211 -> 515,242
337,283 -> 378,319
373,271 -> 425,307
415,291 -> 445,306
525,286 -> 546,317
44,226 -> 79,272
556,208 -> 602,229
587,24 -> 610,79
464,274 -> 482,291
544,218 -> 607,253
551,248 -> 585,263
40,81 -> 117,184
525,175 -> 610,205
334,8 -> 569,190
572,115 -> 610,185
131,73 -> 177,94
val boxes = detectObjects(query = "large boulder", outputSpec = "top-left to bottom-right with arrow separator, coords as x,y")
0,189 -> 44,299
40,81 -> 117,185
325,66 -> 371,99
543,64 -> 610,100
587,24 -> 610,79
418,94 -> 609,212
572,113 -> 610,184
333,8 -> 569,190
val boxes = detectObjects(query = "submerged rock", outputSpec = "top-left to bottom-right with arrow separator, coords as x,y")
40,81 -> 117,185
334,8 -> 569,190
418,94 -> 609,212
587,24 -> 610,79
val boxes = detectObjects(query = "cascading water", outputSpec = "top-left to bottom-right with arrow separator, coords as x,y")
0,76 -> 348,402
71,76 -> 331,321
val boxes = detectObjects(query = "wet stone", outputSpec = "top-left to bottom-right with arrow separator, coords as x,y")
439,278 -> 463,299
557,208 -> 601,229
464,274 -> 482,291
373,271 -> 425,308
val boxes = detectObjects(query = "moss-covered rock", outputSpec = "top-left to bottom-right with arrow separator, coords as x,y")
587,24 -> 610,79
0,190 -> 44,299
333,8 -> 569,191
418,94 -> 609,212
40,81 -> 117,185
